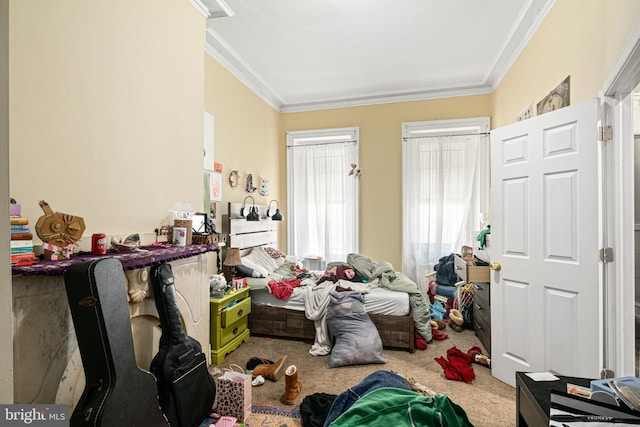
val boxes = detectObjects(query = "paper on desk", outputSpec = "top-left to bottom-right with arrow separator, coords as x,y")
526,372 -> 559,381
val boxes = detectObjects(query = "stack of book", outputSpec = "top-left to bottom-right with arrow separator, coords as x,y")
10,204 -> 37,266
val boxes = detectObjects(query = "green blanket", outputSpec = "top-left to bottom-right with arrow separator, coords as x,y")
346,253 -> 433,342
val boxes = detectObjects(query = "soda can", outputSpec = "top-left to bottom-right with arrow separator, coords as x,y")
91,233 -> 107,255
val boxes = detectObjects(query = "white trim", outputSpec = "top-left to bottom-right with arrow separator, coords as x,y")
201,1 -> 555,113
187,0 -> 210,17
205,30 -> 282,111
279,86 -> 493,113
603,24 -> 640,98
403,117 -> 490,138
600,23 -> 640,377
486,0 -> 556,91
286,127 -> 359,147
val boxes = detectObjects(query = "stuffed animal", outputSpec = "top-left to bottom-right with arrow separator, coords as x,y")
209,273 -> 227,297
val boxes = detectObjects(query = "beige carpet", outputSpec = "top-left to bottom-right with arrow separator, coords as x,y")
215,329 -> 516,427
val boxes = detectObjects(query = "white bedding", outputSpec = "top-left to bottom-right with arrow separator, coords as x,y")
250,286 -> 410,316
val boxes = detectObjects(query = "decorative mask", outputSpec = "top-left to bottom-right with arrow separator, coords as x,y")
35,200 -> 86,260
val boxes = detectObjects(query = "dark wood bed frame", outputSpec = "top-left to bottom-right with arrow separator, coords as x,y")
224,202 -> 416,353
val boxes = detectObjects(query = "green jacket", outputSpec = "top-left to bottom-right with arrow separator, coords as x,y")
330,387 -> 474,427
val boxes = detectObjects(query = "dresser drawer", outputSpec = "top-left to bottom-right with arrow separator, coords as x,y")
221,296 -> 251,328
454,255 -> 490,283
220,317 -> 249,348
473,281 -> 490,306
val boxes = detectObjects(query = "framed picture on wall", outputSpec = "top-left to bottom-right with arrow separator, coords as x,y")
537,76 -> 570,115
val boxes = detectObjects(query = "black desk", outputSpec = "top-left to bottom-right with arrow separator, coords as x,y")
516,372 -> 593,426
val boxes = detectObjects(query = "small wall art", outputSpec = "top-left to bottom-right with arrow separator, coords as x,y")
259,177 -> 270,196
246,173 -> 257,193
209,171 -> 222,201
537,76 -> 570,115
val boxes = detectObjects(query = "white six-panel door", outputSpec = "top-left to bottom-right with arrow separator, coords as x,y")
490,98 -> 601,387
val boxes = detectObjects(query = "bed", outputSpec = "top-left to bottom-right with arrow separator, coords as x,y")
223,202 -> 416,352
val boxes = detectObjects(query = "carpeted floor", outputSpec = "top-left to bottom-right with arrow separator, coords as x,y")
213,328 -> 516,427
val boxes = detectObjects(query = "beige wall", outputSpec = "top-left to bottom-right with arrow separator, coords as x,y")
492,0 -> 640,128
9,0 -> 206,244
8,0 -> 640,277
281,96 -> 492,268
203,56 -> 282,243
1,0 -> 12,404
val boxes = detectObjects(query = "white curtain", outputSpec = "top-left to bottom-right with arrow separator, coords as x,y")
402,134 -> 489,284
288,141 -> 358,264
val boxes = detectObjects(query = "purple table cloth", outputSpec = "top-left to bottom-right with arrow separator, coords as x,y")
12,244 -> 219,276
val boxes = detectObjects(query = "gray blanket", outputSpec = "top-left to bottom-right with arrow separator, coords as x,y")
346,253 -> 433,342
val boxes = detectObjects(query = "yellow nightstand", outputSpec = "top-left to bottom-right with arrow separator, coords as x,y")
210,286 -> 251,365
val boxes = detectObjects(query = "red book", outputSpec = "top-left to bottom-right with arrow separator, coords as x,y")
10,232 -> 33,240
11,253 -> 37,261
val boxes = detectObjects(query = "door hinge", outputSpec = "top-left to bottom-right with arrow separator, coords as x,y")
599,247 -> 614,263
598,125 -> 612,142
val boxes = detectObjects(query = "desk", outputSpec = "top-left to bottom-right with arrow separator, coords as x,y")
516,372 -> 593,426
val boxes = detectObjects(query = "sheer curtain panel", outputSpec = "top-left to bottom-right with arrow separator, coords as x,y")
402,118 -> 489,284
287,128 -> 359,264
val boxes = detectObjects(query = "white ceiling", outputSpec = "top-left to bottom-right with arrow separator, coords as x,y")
202,0 -> 554,112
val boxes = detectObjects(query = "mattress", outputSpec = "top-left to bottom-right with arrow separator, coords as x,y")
250,286 -> 410,316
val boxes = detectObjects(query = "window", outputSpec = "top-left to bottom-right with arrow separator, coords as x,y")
286,127 -> 359,264
402,117 -> 490,284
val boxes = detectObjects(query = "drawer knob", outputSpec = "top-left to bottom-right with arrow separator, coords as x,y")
489,262 -> 501,271
233,327 -> 238,335
474,303 -> 483,311
238,309 -> 243,317
473,284 -> 484,291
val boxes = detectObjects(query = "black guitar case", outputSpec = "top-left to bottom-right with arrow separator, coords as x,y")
63,257 -> 169,427
150,262 -> 216,427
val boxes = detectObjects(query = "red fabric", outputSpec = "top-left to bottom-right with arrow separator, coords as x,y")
467,346 -> 483,359
431,326 -> 449,341
414,331 -> 427,350
434,346 -> 476,383
268,278 -> 301,300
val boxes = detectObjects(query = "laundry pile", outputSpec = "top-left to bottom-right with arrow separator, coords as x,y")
434,346 -> 491,383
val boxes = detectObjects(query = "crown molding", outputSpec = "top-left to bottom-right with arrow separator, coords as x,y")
205,29 -> 284,111
486,0 -> 556,90
203,0 -> 554,113
188,0 -> 210,17
279,86 -> 493,113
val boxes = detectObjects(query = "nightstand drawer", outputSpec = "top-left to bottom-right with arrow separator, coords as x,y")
221,296 -> 251,328
220,317 -> 248,347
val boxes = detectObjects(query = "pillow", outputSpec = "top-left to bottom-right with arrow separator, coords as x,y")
243,247 -> 279,274
235,264 -> 261,278
264,246 -> 287,260
325,291 -> 387,368
240,257 -> 269,278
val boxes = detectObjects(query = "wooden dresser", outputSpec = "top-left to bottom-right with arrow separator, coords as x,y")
210,286 -> 251,364
472,280 -> 491,354
454,255 -> 491,354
